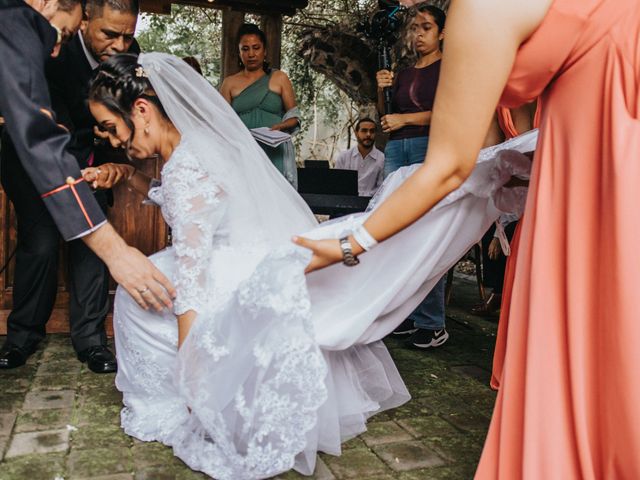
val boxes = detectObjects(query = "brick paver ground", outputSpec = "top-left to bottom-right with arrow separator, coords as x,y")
0,274 -> 499,479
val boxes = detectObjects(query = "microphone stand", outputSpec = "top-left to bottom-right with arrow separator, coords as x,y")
378,42 -> 393,115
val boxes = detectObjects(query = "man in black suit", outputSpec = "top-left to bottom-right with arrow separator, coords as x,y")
0,0 -> 158,373
43,0 -> 140,373
48,0 -> 140,171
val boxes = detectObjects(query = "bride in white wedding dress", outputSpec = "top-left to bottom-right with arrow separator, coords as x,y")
85,52 -> 536,480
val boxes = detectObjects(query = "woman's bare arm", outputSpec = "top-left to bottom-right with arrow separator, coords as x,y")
271,70 -> 299,131
219,76 -> 234,104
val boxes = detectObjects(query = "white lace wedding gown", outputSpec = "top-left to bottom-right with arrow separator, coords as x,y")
113,128 -> 536,480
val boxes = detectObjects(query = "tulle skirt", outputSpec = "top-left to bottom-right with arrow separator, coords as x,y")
114,245 -> 409,479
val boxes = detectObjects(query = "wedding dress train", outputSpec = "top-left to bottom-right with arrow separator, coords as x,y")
112,53 -> 536,480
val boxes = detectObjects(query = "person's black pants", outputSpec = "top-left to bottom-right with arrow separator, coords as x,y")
481,221 -> 518,295
1,138 -> 110,354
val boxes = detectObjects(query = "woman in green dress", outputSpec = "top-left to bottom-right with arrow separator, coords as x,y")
220,24 -> 301,187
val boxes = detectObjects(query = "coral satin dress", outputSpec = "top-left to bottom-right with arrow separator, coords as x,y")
477,0 -> 640,478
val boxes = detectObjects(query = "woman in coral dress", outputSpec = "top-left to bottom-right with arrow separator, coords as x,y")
478,0 -> 640,477
300,0 -> 640,477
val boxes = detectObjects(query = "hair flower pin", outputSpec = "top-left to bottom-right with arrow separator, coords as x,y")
135,66 -> 148,78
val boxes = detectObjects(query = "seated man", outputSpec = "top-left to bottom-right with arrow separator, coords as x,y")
334,118 -> 384,197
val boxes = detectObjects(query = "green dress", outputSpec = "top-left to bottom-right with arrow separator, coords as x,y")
231,72 -> 286,174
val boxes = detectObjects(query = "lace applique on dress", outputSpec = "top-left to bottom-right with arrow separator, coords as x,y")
154,138 -> 228,316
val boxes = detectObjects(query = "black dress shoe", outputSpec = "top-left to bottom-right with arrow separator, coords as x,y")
0,343 -> 32,369
77,345 -> 117,374
470,293 -> 502,316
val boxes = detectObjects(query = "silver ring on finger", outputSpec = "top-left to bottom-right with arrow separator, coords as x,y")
138,286 -> 149,294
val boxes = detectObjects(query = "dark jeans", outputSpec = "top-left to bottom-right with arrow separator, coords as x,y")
408,277 -> 447,330
384,134 -> 446,330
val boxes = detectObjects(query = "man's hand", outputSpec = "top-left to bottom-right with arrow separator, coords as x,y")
488,237 -> 502,261
82,163 -> 133,189
381,114 -> 405,133
83,224 -> 176,311
108,246 -> 175,311
376,69 -> 394,90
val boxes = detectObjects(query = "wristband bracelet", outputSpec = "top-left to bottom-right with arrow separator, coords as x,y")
352,224 -> 378,252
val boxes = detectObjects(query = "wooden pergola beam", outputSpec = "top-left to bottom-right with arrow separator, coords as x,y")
260,13 -> 283,70
140,0 -> 308,15
139,0 -> 171,14
221,9 -> 245,78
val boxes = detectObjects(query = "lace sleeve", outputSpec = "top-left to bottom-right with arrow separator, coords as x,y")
145,179 -> 163,206
162,172 -> 226,316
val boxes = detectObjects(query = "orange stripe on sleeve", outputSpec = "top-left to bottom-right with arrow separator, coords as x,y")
41,177 -> 94,228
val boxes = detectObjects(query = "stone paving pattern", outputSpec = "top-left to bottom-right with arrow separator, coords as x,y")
0,276 -> 499,479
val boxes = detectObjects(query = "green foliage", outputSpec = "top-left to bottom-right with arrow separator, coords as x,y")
283,0 -> 376,138
281,24 -> 343,141
137,6 -> 223,85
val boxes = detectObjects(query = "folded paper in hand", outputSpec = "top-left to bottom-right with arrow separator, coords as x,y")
250,127 -> 291,148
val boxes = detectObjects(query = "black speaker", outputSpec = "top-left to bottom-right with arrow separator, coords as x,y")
297,168 -> 359,196
304,160 -> 330,169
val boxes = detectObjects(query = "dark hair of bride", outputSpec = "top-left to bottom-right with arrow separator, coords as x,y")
237,23 -> 271,73
89,53 -> 168,134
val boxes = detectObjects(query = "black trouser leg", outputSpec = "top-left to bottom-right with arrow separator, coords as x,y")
491,221 -> 518,295
1,141 -> 60,352
6,219 -> 60,351
481,225 -> 501,291
68,201 -> 110,353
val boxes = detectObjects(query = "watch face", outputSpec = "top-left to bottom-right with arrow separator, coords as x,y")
345,256 -> 360,267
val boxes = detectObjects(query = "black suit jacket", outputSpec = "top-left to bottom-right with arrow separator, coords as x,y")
0,0 -> 105,240
46,34 -> 141,169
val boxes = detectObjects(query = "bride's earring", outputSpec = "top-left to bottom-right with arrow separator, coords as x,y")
144,124 -> 150,135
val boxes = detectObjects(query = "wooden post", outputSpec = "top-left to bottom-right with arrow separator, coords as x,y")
260,13 -> 283,70
221,9 -> 245,80
139,0 -> 171,14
